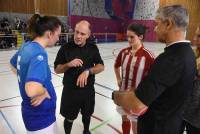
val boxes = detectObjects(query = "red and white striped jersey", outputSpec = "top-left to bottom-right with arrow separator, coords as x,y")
114,46 -> 155,91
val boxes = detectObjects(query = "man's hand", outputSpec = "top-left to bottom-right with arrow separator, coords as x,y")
31,90 -> 51,107
54,58 -> 83,74
113,91 -> 128,106
112,91 -> 148,116
68,58 -> 83,67
76,70 -> 90,88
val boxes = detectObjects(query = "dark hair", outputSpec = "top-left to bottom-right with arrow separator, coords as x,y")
27,14 -> 62,38
127,23 -> 148,37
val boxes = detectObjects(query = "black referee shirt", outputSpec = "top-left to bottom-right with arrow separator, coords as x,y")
54,40 -> 104,90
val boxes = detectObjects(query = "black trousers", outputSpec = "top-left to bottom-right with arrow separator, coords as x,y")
185,121 -> 200,134
138,111 -> 184,134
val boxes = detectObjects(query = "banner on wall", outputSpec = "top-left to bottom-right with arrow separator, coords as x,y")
105,0 -> 136,20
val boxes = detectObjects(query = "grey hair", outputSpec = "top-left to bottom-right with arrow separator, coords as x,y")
156,5 -> 189,30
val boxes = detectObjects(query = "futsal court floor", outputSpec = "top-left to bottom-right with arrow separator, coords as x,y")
0,41 -> 185,134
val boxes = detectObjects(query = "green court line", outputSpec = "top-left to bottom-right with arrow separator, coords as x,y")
90,118 -> 113,131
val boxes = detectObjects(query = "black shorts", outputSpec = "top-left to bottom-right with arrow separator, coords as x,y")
60,88 -> 95,120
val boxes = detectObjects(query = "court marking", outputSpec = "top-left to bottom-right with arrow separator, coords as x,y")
95,82 -> 114,91
91,115 -> 122,134
0,96 -> 20,102
51,71 -> 114,99
0,110 -> 16,134
0,70 -> 11,74
90,117 -> 112,131
0,105 -> 20,109
95,92 -> 111,99
50,67 -> 114,91
0,104 -> 122,134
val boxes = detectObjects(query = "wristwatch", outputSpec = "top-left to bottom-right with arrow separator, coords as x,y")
85,68 -> 92,75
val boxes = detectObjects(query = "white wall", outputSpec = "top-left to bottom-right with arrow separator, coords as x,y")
70,0 -> 110,18
70,0 -> 159,20
133,0 -> 159,20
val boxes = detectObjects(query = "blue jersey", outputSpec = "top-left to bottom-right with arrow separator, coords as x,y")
10,41 -> 56,131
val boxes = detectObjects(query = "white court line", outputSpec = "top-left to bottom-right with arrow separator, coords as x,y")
0,110 -> 16,134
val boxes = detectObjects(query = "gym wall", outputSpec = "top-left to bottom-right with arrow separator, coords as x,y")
1,0 -> 199,41
69,0 -> 159,42
0,0 -> 67,16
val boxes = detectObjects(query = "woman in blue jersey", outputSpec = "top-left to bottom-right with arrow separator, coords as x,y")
10,14 -> 61,134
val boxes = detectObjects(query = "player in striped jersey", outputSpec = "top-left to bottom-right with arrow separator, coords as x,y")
114,24 -> 155,134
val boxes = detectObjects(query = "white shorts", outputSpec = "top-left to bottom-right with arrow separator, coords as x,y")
127,115 -> 138,122
116,106 -> 127,115
116,106 -> 138,122
27,122 -> 57,134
